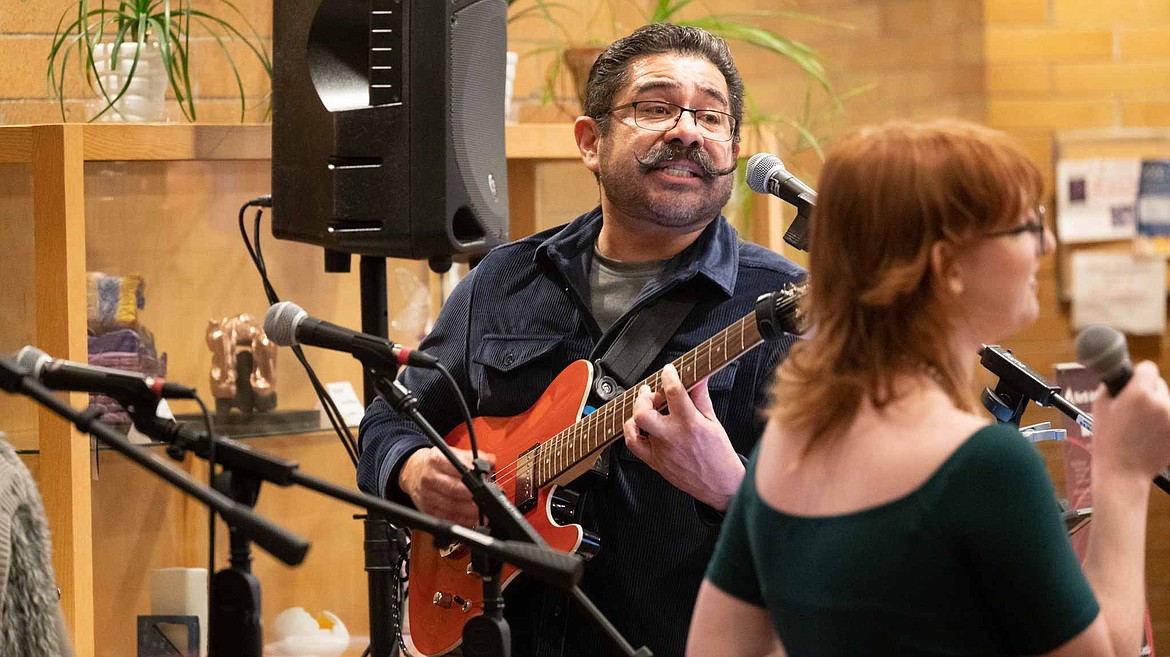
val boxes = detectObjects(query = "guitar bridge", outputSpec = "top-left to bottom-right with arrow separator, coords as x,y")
513,445 -> 538,513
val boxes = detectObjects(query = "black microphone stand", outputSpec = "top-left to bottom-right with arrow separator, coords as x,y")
373,372 -> 652,657
123,392 -> 587,654
357,255 -> 408,657
208,468 -> 264,657
0,358 -> 311,564
116,394 -> 267,657
978,345 -> 1170,495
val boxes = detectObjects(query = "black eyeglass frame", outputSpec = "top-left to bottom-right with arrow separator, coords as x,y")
608,100 -> 738,142
982,205 -> 1049,256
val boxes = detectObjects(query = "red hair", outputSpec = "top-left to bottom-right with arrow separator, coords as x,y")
769,119 -> 1043,448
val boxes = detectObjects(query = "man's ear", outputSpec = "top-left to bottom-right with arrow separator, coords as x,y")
931,240 -> 964,296
574,116 -> 602,174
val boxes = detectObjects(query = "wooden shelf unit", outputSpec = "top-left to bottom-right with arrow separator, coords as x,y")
0,122 -> 792,655
0,122 -> 580,656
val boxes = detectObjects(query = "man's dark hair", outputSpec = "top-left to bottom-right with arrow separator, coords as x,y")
582,23 -> 745,144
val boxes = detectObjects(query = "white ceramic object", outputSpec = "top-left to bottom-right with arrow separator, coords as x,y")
265,607 -> 349,657
89,41 -> 168,122
150,567 -> 209,657
505,50 -> 519,124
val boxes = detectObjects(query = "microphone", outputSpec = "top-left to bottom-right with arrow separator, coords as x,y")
263,301 -> 437,369
746,153 -> 816,252
15,346 -> 196,400
1075,325 -> 1132,396
1075,325 -> 1170,495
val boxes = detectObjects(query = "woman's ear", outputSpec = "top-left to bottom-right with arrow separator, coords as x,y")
931,241 -> 964,297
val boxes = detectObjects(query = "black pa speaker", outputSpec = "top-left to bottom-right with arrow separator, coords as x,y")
271,0 -> 509,262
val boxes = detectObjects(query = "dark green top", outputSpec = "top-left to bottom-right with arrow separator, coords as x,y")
705,424 -> 1099,656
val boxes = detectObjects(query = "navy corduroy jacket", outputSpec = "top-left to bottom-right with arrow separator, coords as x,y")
358,207 -> 804,657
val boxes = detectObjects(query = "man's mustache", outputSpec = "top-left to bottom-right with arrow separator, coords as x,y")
634,142 -> 738,178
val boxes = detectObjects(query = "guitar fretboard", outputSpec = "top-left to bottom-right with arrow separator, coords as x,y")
532,312 -> 764,487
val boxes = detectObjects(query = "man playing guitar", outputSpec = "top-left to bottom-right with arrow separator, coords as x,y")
357,23 -> 804,657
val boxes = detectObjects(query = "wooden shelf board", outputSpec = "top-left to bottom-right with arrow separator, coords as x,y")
1,123 -> 588,163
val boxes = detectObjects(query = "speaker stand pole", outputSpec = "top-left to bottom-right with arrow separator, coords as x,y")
359,255 -> 405,657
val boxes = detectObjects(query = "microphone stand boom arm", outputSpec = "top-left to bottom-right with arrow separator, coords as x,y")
374,372 -> 653,657
128,408 -> 586,592
0,358 -> 311,566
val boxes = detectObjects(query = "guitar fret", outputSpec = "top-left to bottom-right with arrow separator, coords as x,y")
706,334 -> 712,376
532,289 -> 789,489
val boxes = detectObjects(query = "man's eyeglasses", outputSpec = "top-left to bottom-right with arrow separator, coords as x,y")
610,100 -> 737,142
983,205 -> 1049,256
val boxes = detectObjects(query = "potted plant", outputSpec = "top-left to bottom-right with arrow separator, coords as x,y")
47,0 -> 272,122
507,0 -> 859,243
509,0 -> 838,108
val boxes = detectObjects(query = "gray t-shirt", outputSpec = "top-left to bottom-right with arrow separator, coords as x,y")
589,248 -> 669,332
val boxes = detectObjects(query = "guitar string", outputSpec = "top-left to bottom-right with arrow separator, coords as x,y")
491,336 -> 698,489
493,286 -> 797,487
491,319 -> 732,488
491,314 -> 757,490
491,315 -> 756,491
491,314 -> 756,490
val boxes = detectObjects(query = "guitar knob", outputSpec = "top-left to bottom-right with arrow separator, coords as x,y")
432,592 -> 473,613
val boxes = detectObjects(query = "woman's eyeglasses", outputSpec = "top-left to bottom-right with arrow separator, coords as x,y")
983,205 -> 1048,256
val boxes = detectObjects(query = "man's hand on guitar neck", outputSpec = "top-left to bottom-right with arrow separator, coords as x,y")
622,363 -> 746,513
399,446 -> 497,527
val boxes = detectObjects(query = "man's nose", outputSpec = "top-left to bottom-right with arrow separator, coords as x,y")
662,109 -> 704,148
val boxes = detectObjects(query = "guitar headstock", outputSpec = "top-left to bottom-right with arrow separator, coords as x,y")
756,281 -> 807,340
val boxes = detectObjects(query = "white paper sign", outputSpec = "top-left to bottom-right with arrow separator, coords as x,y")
1070,250 -> 1166,334
1056,158 -> 1141,243
321,381 -> 366,428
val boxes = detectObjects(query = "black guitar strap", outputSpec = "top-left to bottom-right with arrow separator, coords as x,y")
576,295 -> 694,484
592,295 -> 695,403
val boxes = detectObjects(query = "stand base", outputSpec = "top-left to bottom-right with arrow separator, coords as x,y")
463,613 -> 511,657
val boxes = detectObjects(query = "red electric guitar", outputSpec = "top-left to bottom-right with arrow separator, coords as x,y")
407,282 -> 806,656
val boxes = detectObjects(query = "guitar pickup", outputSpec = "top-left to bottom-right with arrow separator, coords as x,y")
513,446 -> 538,513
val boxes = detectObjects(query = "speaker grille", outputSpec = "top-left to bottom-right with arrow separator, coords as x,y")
449,0 -> 509,245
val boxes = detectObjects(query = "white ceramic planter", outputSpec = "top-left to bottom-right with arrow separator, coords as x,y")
505,50 -> 519,124
89,41 -> 168,122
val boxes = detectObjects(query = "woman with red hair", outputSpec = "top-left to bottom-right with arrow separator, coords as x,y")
687,119 -> 1170,656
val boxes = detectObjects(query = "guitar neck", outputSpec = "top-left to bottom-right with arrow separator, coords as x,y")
533,311 -> 765,487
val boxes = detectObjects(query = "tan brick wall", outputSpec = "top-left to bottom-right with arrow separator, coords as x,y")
1,0 -> 1167,648
984,0 -> 1170,647
0,0 -> 272,123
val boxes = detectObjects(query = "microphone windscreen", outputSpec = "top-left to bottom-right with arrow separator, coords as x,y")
1075,324 -> 1130,380
746,152 -> 782,194
15,346 -> 48,375
264,301 -> 306,347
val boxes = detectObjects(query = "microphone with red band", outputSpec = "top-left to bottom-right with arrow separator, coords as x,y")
1076,325 -> 1170,494
263,301 -> 437,370
16,346 -> 197,400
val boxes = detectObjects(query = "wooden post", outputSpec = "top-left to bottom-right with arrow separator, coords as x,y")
31,124 -> 95,657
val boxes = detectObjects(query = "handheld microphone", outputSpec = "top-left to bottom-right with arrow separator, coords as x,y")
1076,325 -> 1170,494
15,346 -> 196,400
263,301 -> 437,369
1075,325 -> 1132,396
746,153 -> 816,252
